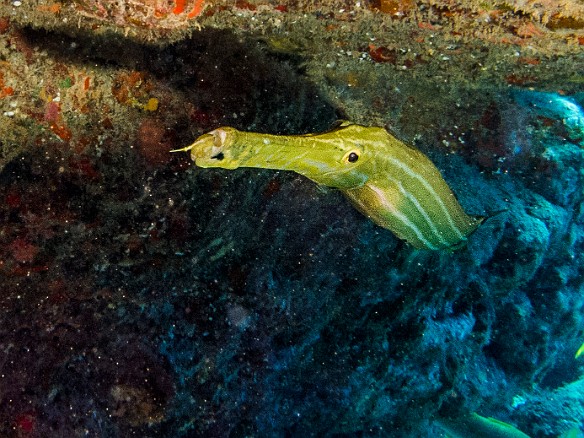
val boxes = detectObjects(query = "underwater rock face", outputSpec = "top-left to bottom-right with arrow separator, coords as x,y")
0,3 -> 584,437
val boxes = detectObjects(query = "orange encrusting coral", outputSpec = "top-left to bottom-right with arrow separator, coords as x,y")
49,123 -> 73,142
0,71 -> 14,98
172,0 -> 186,14
173,0 -> 205,18
71,0 -> 205,31
37,3 -> 62,14
187,0 -> 205,19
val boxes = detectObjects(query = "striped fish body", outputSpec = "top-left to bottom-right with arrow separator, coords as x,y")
176,123 -> 482,250
341,130 -> 482,250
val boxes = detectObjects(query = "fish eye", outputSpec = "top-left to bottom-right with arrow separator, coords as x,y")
343,150 -> 360,164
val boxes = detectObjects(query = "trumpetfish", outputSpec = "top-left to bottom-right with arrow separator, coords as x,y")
175,122 -> 482,250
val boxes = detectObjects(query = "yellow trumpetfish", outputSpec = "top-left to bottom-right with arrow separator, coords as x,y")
175,122 -> 482,250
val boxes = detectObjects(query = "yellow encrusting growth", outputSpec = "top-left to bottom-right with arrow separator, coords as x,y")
175,122 -> 482,250
143,97 -> 159,112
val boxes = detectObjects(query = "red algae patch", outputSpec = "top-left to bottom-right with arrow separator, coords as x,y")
136,117 -> 174,166
9,238 -> 39,263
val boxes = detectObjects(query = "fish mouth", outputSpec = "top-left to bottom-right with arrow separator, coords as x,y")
192,129 -> 227,161
186,128 -> 240,168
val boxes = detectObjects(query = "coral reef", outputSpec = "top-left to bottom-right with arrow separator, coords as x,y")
0,0 -> 583,437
